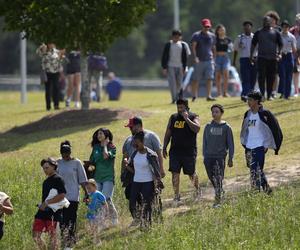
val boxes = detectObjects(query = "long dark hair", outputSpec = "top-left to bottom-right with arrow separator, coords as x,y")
91,128 -> 114,147
215,24 -> 226,38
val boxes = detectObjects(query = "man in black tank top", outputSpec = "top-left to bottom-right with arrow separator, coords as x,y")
163,99 -> 201,204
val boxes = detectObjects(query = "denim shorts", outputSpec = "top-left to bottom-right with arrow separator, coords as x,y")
193,60 -> 215,81
215,55 -> 230,72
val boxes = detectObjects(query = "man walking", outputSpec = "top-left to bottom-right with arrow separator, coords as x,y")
250,16 -> 283,101
233,21 -> 257,102
240,90 -> 283,193
121,116 -> 165,201
161,30 -> 189,103
163,99 -> 201,204
191,18 -> 216,101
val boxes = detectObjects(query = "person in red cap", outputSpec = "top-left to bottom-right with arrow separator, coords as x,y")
121,116 -> 165,201
191,18 -> 216,101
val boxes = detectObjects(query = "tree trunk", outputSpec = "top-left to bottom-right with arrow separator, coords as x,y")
81,55 -> 90,110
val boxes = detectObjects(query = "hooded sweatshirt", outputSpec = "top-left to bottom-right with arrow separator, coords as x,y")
203,121 -> 234,160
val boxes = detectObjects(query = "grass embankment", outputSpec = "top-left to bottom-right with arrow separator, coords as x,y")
0,91 -> 299,249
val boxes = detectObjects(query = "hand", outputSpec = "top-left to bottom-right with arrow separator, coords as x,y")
123,157 -> 129,167
163,148 -> 168,159
228,159 -> 233,168
195,57 -> 200,64
250,57 -> 255,65
103,137 -> 110,146
83,195 -> 89,204
162,69 -> 167,76
39,201 -> 48,211
276,54 -> 282,62
182,111 -> 189,120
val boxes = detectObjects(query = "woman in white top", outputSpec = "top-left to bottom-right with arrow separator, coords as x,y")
126,131 -> 163,226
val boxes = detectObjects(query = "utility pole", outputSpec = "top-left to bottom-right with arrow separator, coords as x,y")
20,32 -> 27,104
174,0 -> 180,29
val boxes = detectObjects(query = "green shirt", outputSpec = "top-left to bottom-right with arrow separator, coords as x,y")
90,144 -> 116,183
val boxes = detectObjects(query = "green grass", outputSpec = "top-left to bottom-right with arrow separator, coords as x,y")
0,90 -> 300,249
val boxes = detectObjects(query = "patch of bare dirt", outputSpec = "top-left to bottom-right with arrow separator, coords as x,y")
5,108 -> 151,134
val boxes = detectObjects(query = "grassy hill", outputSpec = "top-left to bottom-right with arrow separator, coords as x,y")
0,90 -> 300,249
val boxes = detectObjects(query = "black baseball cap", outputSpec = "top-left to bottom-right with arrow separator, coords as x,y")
125,116 -> 143,128
281,20 -> 290,27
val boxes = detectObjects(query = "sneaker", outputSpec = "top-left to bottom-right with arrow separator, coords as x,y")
241,96 -> 247,102
192,96 -> 196,102
267,97 -> 274,101
294,93 -> 298,97
129,219 -> 140,227
212,203 -> 221,209
65,99 -> 70,108
271,93 -> 277,99
173,194 -> 183,206
206,96 -> 216,101
74,101 -> 80,108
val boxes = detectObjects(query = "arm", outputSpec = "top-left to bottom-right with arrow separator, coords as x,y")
156,149 -> 165,178
232,37 -> 239,66
192,41 -> 199,63
277,32 -> 283,55
202,126 -> 207,158
227,126 -> 235,167
250,31 -> 258,62
163,118 -> 172,158
182,112 -> 200,133
45,193 -> 65,205
0,198 -> 13,215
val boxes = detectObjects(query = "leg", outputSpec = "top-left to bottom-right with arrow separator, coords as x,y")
169,154 -> 181,199
223,69 -> 230,96
257,58 -> 266,97
213,159 -> 225,202
33,231 -> 47,250
101,181 -> 118,222
293,71 -> 299,96
129,182 -> 141,219
215,71 -> 222,96
204,158 -> 216,188
205,61 -> 215,98
175,67 -> 183,99
250,61 -> 258,91
140,181 -> 155,224
285,54 -> 294,98
172,173 -> 180,199
60,202 -> 78,248
240,58 -> 250,96
51,72 -> 60,108
266,60 -> 277,99
74,72 -> 81,103
44,76 -> 51,110
206,79 -> 213,98
167,67 -> 177,102
278,59 -> 285,96
66,74 -> 75,101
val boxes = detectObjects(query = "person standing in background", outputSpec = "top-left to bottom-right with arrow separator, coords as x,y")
191,18 -> 216,101
233,21 -> 257,102
278,20 -> 297,99
290,13 -> 300,97
65,50 -> 81,109
215,24 -> 233,98
250,16 -> 283,101
105,72 -> 123,101
161,30 -> 189,103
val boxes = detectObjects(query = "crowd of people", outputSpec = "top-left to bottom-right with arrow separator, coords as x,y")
162,11 -> 300,103
1,89 -> 283,249
36,47 -> 123,110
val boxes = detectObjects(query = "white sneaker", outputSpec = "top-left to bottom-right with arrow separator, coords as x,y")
294,93 -> 298,97
74,101 -> 80,108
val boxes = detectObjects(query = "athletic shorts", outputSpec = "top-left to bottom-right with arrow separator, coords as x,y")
32,218 -> 58,235
169,154 -> 196,175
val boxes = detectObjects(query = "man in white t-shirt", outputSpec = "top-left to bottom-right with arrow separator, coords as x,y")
240,90 -> 283,193
161,29 -> 189,103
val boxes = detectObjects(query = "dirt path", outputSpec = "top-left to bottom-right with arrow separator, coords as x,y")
164,157 -> 300,215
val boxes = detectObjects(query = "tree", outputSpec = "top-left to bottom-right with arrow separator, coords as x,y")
0,0 -> 156,109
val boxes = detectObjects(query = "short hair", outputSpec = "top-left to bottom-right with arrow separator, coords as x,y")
211,104 -> 224,114
60,140 -> 71,154
176,98 -> 189,109
172,29 -> 182,36
87,179 -> 97,188
133,131 -> 145,143
265,10 -> 280,24
247,90 -> 262,103
40,157 -> 58,170
243,20 -> 253,26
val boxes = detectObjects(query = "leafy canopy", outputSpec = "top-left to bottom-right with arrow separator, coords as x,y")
0,0 -> 156,52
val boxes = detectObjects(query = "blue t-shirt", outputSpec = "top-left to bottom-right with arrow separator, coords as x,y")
191,31 -> 216,61
106,79 -> 122,100
86,191 -> 106,220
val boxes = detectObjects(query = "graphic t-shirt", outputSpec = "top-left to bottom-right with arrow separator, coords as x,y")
246,112 -> 264,149
86,191 -> 106,220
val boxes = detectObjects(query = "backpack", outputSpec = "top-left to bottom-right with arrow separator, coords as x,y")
88,55 -> 108,71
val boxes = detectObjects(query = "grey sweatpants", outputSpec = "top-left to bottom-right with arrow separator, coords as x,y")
167,66 -> 183,102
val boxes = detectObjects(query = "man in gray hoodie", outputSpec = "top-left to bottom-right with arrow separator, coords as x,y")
203,104 -> 234,206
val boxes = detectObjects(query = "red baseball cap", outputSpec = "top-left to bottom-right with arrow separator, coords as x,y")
201,18 -> 212,28
124,116 -> 143,128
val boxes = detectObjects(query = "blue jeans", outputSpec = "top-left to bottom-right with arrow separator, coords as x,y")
240,58 -> 257,96
97,181 -> 118,220
278,53 -> 294,98
215,55 -> 230,72
245,147 -> 268,190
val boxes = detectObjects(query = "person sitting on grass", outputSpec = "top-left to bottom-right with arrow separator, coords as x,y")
125,131 -> 164,227
32,158 -> 66,250
85,179 -> 108,244
0,191 -> 13,240
203,104 -> 234,207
